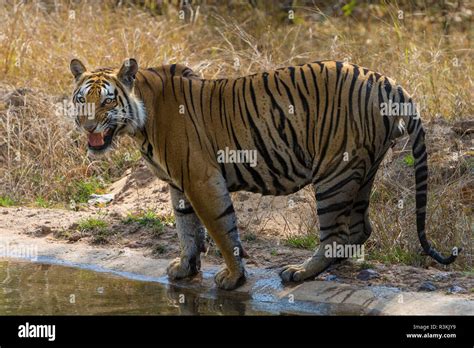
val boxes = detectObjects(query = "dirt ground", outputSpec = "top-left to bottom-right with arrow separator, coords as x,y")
1,156 -> 472,298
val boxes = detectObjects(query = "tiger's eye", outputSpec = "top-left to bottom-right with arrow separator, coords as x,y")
105,98 -> 113,104
78,96 -> 86,103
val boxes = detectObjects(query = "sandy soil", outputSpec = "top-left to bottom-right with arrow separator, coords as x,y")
0,159 -> 472,298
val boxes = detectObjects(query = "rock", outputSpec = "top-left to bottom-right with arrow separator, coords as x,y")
432,272 -> 450,281
419,281 -> 437,292
1,210 -> 8,215
357,269 -> 379,281
447,285 -> 466,294
324,274 -> 338,281
68,232 -> 82,242
33,225 -> 52,237
88,193 -> 114,205
125,241 -> 143,248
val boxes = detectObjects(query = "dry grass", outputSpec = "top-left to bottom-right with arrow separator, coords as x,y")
0,1 -> 472,270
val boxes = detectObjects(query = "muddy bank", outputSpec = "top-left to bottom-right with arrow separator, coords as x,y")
0,196 -> 473,296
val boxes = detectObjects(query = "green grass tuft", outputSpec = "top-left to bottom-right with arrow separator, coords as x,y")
78,217 -> 108,231
285,233 -> 318,250
123,210 -> 165,235
403,154 -> 415,167
34,197 -> 51,208
0,196 -> 16,207
368,246 -> 425,266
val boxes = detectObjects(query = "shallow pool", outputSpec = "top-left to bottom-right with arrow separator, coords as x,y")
0,259 -> 272,315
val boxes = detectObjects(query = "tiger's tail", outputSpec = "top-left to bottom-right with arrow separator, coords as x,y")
404,98 -> 460,265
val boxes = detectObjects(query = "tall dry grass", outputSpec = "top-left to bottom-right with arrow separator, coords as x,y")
0,0 -> 472,269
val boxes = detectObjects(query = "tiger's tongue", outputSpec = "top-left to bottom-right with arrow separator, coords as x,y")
88,132 -> 104,147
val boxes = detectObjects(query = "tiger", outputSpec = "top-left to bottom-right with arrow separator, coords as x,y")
69,58 -> 460,290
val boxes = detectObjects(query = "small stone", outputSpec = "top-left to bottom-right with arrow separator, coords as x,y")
447,285 -> 466,294
324,274 -> 338,281
68,232 -> 82,242
432,272 -> 450,281
88,193 -> 114,205
419,281 -> 437,292
34,225 -> 52,236
125,241 -> 142,248
2,211 -> 8,215
357,269 -> 379,281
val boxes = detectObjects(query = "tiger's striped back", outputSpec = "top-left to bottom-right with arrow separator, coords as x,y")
136,61 -> 399,193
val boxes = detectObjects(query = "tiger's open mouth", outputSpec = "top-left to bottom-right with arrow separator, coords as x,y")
87,126 -> 116,152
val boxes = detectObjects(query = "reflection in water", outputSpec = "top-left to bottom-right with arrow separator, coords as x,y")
0,259 -> 267,315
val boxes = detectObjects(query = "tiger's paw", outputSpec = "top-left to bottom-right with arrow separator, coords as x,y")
279,263 -> 311,282
166,257 -> 200,280
214,268 -> 246,290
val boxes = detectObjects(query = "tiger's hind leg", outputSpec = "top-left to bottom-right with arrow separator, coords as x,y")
280,179 -> 360,282
166,186 -> 206,280
349,171 -> 378,246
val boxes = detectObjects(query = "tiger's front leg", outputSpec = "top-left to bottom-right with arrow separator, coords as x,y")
184,171 -> 246,290
166,186 -> 206,280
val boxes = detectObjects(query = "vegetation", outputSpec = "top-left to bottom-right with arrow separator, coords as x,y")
123,210 -> 165,235
285,233 -> 318,250
0,196 -> 16,207
77,217 -> 108,232
77,216 -> 111,244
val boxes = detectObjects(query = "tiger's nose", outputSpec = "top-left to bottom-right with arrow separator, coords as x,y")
83,122 -> 97,133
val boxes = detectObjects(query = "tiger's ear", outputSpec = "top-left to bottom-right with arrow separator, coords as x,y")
70,59 -> 87,80
117,58 -> 138,89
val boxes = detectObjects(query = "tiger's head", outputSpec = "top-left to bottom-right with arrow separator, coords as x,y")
69,58 -> 146,155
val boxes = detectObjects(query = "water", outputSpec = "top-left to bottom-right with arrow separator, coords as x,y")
0,259 -> 271,315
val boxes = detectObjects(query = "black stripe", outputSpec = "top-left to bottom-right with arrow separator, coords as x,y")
263,73 -> 289,146
320,222 -> 346,232
317,200 -> 354,216
300,67 -> 310,95
216,205 -> 235,219
316,172 -> 362,201
147,68 -> 166,98
226,226 -> 238,235
288,66 -> 296,87
175,205 -> 194,215
170,64 -> 178,101
248,78 -> 260,116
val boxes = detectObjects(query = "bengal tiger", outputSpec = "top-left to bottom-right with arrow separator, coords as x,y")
69,58 -> 459,290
